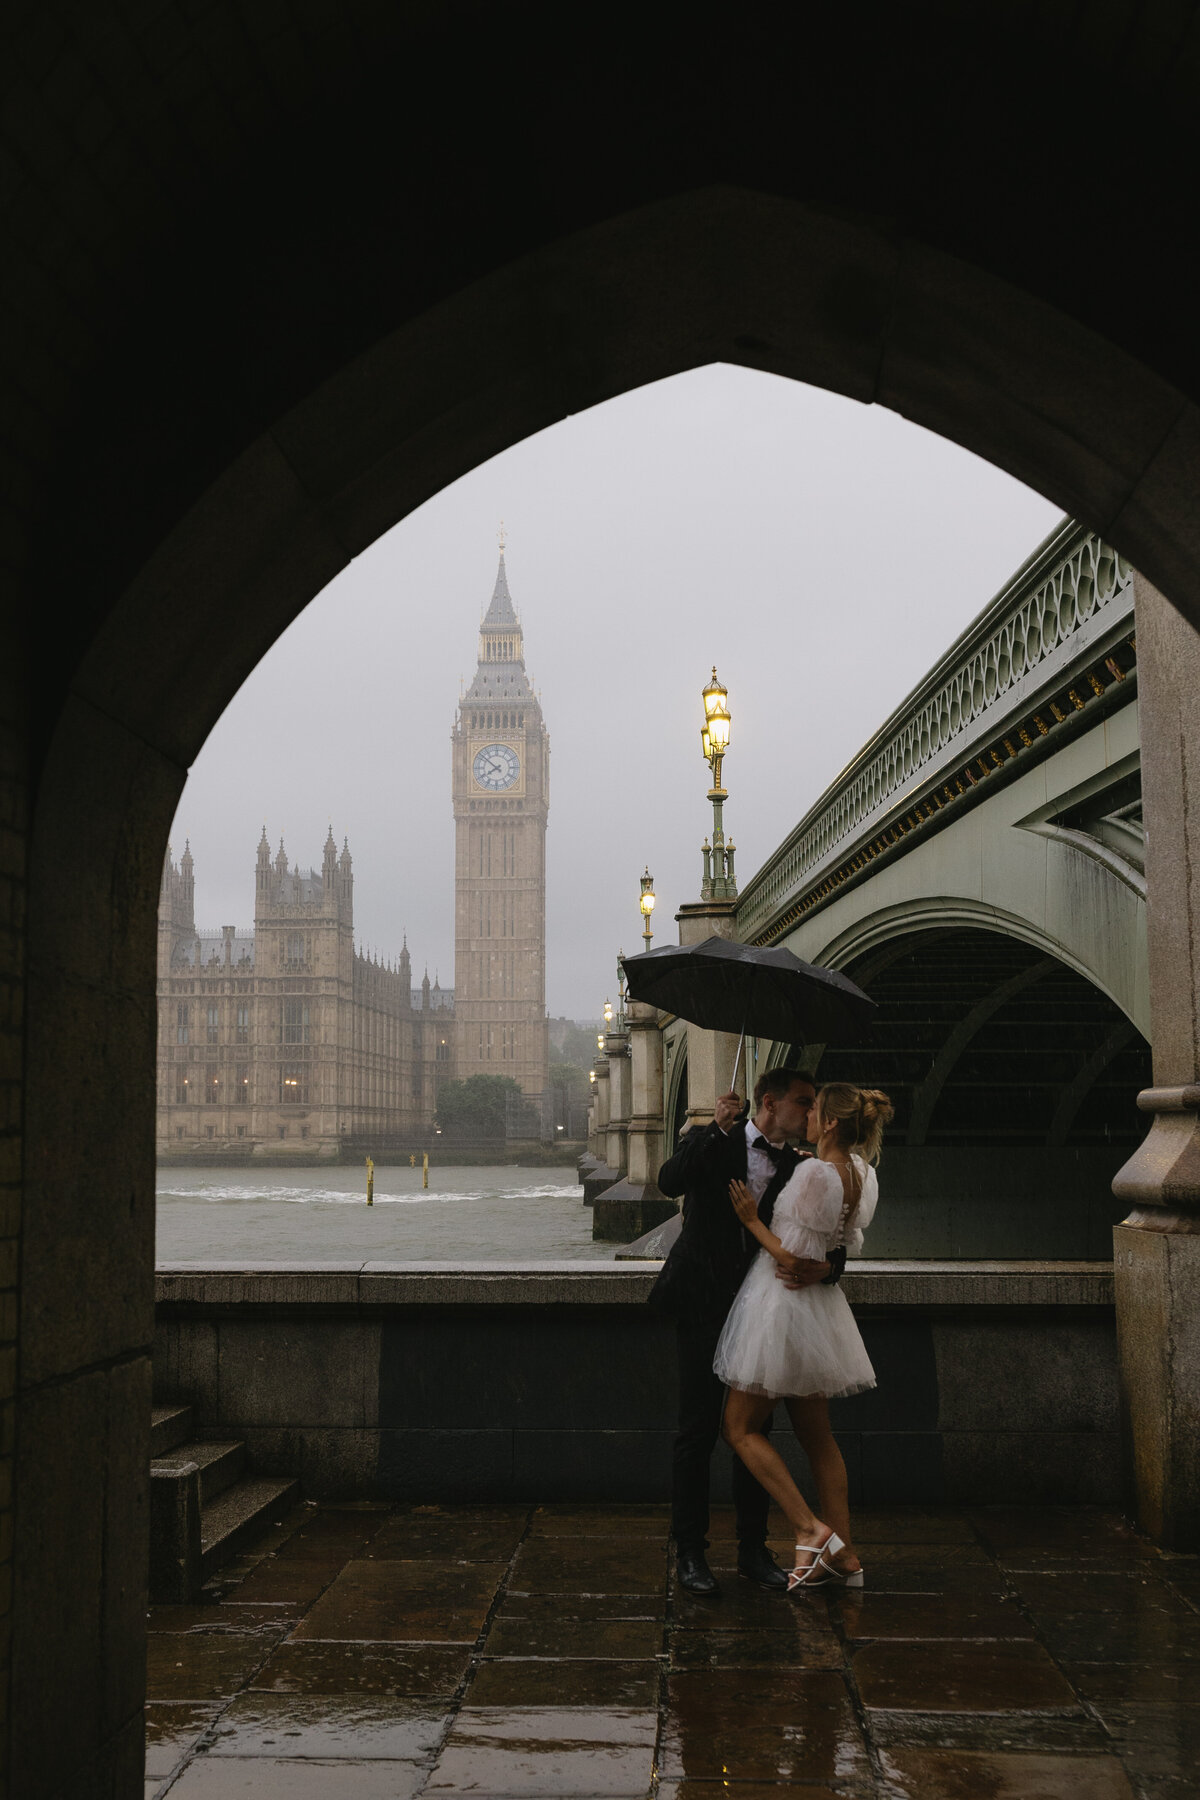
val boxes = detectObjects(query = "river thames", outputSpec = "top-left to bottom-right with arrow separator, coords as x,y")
155,1163 -> 616,1263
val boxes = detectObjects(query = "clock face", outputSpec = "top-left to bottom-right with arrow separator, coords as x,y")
473,743 -> 521,791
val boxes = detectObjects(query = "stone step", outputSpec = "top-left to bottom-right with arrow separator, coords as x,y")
200,1476 -> 300,1582
180,1440 -> 246,1506
151,1403 -> 195,1457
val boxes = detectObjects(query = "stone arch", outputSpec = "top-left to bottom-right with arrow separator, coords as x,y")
797,923 -> 1153,1259
13,9 -> 1200,1783
808,896 -> 1149,1039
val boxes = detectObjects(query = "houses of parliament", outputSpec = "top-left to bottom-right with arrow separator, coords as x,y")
155,550 -> 550,1158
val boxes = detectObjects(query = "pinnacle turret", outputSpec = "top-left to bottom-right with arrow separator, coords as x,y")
483,550 -> 518,628
464,543 -> 534,702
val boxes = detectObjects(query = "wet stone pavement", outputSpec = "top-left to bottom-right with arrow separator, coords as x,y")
145,1501 -> 1200,1798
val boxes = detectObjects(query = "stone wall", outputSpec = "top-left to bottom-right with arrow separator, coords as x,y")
154,1263 -> 1121,1507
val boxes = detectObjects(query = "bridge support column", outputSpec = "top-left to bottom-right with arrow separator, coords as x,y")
675,898 -> 742,1126
603,1028 -> 631,1175
591,1003 -> 676,1243
590,1060 -> 610,1159
626,1002 -> 666,1191
1114,573 -> 1200,1547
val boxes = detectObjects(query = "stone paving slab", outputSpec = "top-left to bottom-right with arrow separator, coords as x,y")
670,1622 -> 842,1669
293,1559 -> 507,1642
467,1659 -> 660,1709
852,1639 -> 1082,1712
660,1668 -> 872,1786
168,1758 -> 429,1796
145,1499 -> 1200,1798
251,1641 -> 471,1696
483,1616 -> 661,1659
877,1746 -> 1137,1797
205,1693 -> 450,1760
495,1589 -> 666,1622
841,1590 -> 1037,1640
144,1705 -> 220,1780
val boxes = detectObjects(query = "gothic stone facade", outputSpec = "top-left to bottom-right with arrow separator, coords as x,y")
156,830 -> 453,1159
452,552 -> 549,1097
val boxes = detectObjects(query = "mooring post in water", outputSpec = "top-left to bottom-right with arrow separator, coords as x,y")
366,1156 -> 374,1205
422,1152 -> 429,1190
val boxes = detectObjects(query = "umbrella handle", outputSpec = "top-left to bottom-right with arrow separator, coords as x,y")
730,1023 -> 747,1097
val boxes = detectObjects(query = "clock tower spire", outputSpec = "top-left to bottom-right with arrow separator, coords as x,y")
452,541 -> 549,1101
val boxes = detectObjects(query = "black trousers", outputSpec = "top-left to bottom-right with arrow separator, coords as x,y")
671,1317 -> 772,1554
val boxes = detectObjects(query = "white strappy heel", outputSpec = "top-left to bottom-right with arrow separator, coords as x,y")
788,1530 -> 846,1590
821,1562 -> 865,1588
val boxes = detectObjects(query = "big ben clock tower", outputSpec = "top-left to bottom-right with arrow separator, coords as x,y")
452,541 -> 549,1099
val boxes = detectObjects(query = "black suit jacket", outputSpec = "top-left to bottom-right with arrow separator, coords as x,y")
648,1121 -> 806,1327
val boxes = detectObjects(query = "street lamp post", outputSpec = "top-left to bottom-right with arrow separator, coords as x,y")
700,667 -> 737,899
639,867 -> 656,950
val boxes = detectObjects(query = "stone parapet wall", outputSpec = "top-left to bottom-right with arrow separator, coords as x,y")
155,1262 -> 1120,1509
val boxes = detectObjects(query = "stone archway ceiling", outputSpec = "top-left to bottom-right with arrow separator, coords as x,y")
811,927 -> 1151,1151
13,5 -> 1200,782
13,7 -> 1200,1791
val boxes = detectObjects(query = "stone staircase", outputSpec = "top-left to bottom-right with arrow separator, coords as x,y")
149,1403 -> 299,1602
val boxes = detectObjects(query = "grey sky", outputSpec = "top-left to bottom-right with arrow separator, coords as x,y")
173,365 -> 1060,1019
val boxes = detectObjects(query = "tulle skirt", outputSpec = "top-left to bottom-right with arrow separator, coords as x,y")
714,1248 -> 876,1401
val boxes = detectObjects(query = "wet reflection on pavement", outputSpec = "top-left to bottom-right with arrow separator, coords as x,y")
145,1499 -> 1200,1796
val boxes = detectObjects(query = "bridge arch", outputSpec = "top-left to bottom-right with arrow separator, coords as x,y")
809,896 -> 1150,1041
774,921 -> 1150,1259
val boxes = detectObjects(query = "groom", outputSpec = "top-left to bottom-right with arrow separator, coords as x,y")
650,1066 -> 828,1596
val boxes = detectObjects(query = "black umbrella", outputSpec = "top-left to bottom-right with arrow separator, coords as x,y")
620,936 -> 875,1087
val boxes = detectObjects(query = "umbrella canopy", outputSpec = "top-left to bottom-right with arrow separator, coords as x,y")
621,936 -> 875,1048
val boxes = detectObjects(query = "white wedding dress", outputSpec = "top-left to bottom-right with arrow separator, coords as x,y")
713,1155 -> 878,1401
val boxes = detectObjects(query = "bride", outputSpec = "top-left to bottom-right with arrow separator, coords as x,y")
714,1081 -> 893,1589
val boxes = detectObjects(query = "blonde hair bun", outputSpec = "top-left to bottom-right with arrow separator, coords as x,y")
816,1082 -> 894,1165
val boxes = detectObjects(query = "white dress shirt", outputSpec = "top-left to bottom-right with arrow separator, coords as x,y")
742,1118 -> 786,1202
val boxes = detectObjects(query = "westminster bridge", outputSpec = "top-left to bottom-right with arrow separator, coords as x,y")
593,521 -> 1151,1261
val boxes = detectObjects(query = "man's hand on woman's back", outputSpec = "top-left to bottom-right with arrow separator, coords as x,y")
775,1257 -> 831,1289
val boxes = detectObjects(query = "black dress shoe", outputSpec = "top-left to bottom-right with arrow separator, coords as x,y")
677,1550 -> 720,1596
737,1542 -> 789,1591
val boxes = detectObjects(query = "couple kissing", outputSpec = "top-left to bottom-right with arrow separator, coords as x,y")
649,1067 -> 892,1597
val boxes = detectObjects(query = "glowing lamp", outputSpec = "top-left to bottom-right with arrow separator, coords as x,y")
639,869 -> 656,918
702,667 -> 731,751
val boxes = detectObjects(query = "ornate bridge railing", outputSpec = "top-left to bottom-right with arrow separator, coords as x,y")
736,521 -> 1136,946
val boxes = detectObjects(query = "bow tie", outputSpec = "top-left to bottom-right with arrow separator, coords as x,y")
751,1135 -> 788,1166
